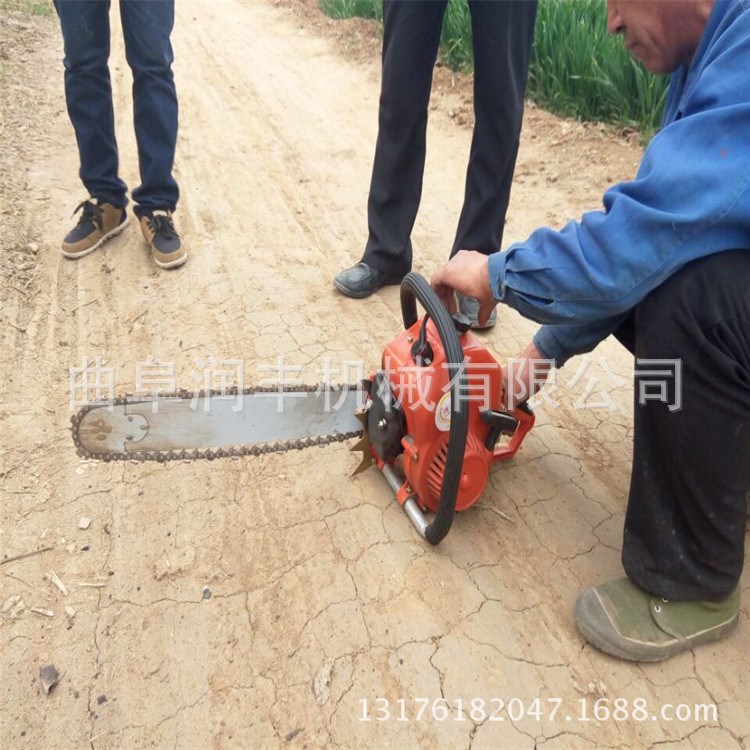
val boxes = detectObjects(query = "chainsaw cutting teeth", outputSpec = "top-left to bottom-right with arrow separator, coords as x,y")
350,407 -> 374,475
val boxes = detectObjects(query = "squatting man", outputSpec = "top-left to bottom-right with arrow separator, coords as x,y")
432,0 -> 750,662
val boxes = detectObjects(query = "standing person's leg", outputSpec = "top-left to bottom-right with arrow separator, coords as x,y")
54,0 -> 129,258
452,0 -> 536,328
452,0 -> 536,256
334,0 -> 447,298
55,0 -> 127,205
575,250 -> 750,661
120,0 -> 184,269
119,0 -> 179,215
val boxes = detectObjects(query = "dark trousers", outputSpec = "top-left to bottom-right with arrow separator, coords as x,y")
54,0 -> 179,215
615,250 -> 750,600
363,0 -> 537,276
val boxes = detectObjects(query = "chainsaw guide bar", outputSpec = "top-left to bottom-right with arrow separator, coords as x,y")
71,384 -> 365,462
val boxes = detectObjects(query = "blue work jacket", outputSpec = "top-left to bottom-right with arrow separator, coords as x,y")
487,0 -> 750,366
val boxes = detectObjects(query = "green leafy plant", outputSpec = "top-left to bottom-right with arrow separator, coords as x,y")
0,0 -> 52,16
319,0 -> 381,22
319,0 -> 669,137
528,0 -> 668,136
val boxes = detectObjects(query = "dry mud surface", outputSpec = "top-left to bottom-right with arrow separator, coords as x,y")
1,1 -> 748,748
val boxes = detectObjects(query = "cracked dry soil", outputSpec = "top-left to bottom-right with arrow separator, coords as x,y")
1,1 -> 748,748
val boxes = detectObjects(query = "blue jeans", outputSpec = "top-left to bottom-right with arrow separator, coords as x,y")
54,0 -> 179,215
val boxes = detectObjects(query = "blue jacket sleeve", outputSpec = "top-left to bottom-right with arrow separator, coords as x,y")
533,314 -> 629,367
488,3 -> 750,363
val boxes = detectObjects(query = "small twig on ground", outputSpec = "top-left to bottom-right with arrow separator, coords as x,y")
0,461 -> 23,481
0,545 -> 54,567
478,504 -> 515,523
87,730 -> 108,746
43,570 -> 69,596
31,607 -> 55,618
128,310 -> 147,332
72,298 -> 99,313
4,282 -> 29,297
4,571 -> 49,596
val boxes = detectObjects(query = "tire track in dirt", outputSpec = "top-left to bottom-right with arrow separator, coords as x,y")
171,0 -> 395,352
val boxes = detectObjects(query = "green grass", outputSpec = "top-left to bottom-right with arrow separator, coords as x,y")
439,0 -> 472,72
319,0 -> 381,21
0,0 -> 53,16
529,0 -> 667,136
29,2 -> 52,16
319,0 -> 669,136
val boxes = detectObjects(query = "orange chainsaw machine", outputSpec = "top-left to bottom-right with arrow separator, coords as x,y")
353,273 -> 534,545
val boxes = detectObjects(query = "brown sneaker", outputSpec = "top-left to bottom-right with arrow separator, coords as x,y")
61,200 -> 129,258
139,210 -> 186,269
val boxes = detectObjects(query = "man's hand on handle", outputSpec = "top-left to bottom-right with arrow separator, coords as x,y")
431,250 -> 498,327
431,251 -> 553,408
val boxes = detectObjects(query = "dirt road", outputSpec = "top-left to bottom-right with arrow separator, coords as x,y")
1,1 -> 748,748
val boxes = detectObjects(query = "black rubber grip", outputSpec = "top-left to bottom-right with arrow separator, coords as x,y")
400,273 -> 469,545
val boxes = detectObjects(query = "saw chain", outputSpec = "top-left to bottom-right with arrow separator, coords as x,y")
70,384 -> 365,463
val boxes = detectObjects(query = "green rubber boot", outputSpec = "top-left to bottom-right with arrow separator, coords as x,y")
574,577 -> 740,662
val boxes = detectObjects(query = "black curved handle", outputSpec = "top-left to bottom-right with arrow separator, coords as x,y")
399,273 -> 469,545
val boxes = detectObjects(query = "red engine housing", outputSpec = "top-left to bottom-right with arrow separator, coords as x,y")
378,318 -> 534,513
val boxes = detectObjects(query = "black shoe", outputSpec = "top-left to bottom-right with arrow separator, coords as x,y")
333,262 -> 404,299
458,293 -> 497,330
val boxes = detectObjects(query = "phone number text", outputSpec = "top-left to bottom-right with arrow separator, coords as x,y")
358,697 -> 718,724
